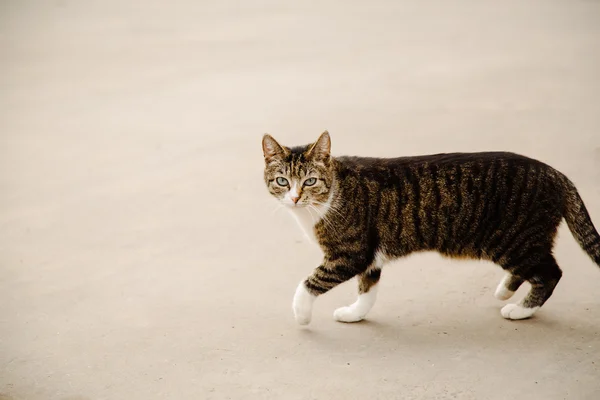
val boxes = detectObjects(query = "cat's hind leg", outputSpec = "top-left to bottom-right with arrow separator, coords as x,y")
333,255 -> 385,323
500,255 -> 562,320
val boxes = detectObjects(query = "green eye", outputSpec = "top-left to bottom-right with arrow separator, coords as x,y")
303,177 -> 317,186
276,177 -> 289,186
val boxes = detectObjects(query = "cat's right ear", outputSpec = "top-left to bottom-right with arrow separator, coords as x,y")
262,134 -> 288,164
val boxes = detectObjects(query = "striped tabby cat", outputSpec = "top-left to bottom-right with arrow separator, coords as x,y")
262,131 -> 600,325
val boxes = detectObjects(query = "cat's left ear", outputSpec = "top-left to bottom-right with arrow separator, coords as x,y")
306,130 -> 331,162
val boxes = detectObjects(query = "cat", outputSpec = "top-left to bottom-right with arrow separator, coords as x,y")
262,131 -> 600,325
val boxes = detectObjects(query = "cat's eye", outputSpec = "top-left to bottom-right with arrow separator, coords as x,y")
276,177 -> 289,186
303,178 -> 317,187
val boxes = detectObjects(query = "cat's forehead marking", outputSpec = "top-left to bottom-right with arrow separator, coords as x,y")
285,151 -> 309,177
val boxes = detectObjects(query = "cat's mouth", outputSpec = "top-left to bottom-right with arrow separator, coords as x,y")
283,200 -> 309,209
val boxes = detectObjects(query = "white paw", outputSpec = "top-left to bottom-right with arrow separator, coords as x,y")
333,306 -> 364,323
501,303 -> 539,320
494,285 -> 515,301
333,286 -> 379,323
294,310 -> 312,325
292,282 -> 315,325
494,274 -> 516,300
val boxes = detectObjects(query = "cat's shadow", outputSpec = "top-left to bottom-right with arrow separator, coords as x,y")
295,311 -> 599,356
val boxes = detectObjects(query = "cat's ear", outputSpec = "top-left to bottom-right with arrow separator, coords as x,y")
262,134 -> 288,163
306,130 -> 331,162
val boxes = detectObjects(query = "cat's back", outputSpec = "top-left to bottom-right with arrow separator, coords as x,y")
336,151 -> 552,179
336,151 -> 545,174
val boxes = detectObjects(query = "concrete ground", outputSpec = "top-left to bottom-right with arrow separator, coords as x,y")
1,1 -> 600,399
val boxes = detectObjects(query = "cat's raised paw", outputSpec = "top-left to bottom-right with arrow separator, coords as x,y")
293,300 -> 313,325
500,303 -> 539,320
293,298 -> 312,325
292,282 -> 315,325
333,306 -> 365,323
494,285 -> 515,301
294,313 -> 311,325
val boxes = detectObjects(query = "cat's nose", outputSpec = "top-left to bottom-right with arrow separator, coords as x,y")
291,196 -> 300,204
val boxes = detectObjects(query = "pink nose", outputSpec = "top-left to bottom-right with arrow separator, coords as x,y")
291,196 -> 300,204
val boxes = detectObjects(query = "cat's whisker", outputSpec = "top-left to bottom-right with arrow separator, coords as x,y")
311,207 -> 335,233
311,200 -> 347,222
269,202 -> 285,216
305,204 -> 317,224
309,204 -> 341,236
307,204 -> 324,225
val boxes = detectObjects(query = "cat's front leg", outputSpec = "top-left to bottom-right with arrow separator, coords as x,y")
292,281 -> 316,325
292,261 -> 363,325
333,253 -> 386,323
333,268 -> 381,323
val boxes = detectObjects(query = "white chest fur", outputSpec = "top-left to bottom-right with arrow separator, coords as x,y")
288,207 -> 320,244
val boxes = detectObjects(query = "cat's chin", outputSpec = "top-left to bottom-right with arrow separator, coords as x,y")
281,201 -> 318,209
284,203 -> 308,209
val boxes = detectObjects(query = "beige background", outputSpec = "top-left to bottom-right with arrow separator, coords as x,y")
1,1 -> 599,399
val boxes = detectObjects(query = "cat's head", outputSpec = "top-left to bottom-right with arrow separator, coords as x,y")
262,131 -> 334,208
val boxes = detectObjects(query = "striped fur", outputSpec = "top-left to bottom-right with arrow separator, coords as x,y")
262,132 -> 600,323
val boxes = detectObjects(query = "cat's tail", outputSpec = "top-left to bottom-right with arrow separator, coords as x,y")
562,179 -> 600,267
